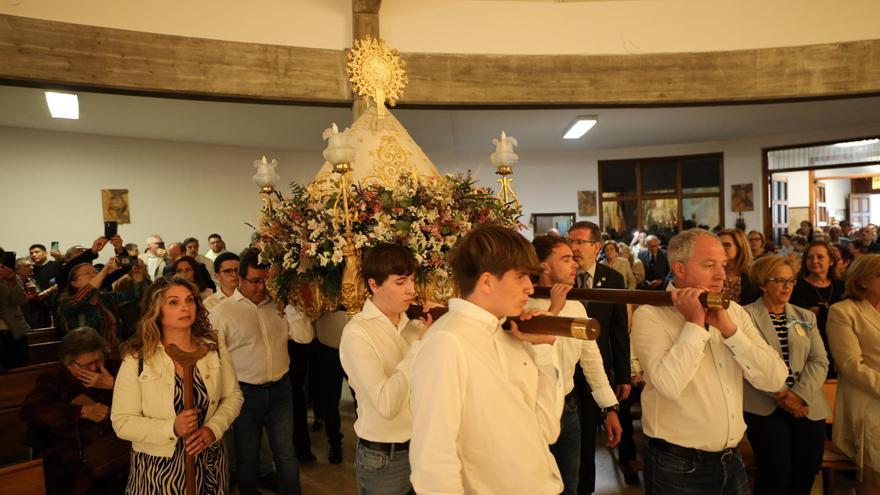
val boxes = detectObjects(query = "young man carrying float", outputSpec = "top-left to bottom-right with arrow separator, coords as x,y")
410,225 -> 564,494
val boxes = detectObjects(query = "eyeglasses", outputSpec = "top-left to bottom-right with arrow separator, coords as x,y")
219,269 -> 238,275
570,239 -> 599,247
73,356 -> 104,369
767,277 -> 797,287
243,277 -> 267,286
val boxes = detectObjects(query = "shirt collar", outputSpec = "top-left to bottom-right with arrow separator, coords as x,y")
360,298 -> 410,333
448,298 -> 503,335
229,288 -> 271,307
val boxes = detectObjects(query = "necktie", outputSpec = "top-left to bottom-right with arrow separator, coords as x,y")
578,272 -> 592,289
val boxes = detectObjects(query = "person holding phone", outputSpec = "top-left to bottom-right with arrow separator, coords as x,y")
59,245 -> 148,358
0,247 -> 31,369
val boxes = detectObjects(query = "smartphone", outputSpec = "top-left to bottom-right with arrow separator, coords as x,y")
157,241 -> 165,250
1,251 -> 16,269
51,241 -> 60,252
104,221 -> 118,239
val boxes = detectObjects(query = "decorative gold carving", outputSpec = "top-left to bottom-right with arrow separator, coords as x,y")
347,37 -> 407,116
365,135 -> 415,185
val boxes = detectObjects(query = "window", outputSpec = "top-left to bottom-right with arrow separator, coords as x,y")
599,153 -> 723,239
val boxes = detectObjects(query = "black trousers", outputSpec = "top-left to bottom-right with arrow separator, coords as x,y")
744,408 -> 826,495
313,341 -> 344,447
288,341 -> 312,456
617,383 -> 641,464
573,364 -> 600,495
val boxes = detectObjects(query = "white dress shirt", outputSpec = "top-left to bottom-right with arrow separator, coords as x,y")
208,289 -> 312,385
339,299 -> 423,443
203,290 -> 230,312
410,298 -> 564,495
631,285 -> 787,452
527,297 -> 617,407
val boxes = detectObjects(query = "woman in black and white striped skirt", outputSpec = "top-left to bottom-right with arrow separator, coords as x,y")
111,275 -> 243,493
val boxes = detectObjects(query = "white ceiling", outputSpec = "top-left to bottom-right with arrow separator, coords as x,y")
2,85 -> 880,153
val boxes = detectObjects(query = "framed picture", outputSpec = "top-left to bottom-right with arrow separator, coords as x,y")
731,184 -> 754,212
102,189 -> 131,223
531,213 -> 576,236
577,190 -> 597,217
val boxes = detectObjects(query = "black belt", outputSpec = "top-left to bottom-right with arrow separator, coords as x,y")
239,373 -> 287,389
647,437 -> 738,462
358,438 -> 410,453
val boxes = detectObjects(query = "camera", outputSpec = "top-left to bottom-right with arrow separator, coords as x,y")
117,255 -> 137,267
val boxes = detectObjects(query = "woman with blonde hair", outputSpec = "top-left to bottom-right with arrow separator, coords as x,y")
743,256 -> 830,495
111,276 -> 242,493
719,228 -> 760,305
826,254 -> 880,494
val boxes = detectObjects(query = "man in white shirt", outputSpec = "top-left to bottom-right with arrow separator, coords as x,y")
204,233 -> 227,262
204,252 -> 239,311
410,225 -> 564,494
209,248 -> 311,495
139,234 -> 166,280
632,229 -> 787,495
340,243 -> 431,494
529,235 -> 622,495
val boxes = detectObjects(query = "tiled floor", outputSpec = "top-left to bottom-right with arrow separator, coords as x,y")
239,395 -> 857,495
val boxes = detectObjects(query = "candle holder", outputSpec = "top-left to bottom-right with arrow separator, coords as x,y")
252,155 -> 282,213
490,131 -> 521,208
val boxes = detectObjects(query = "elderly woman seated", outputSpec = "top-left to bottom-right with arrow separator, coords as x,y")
21,327 -> 130,495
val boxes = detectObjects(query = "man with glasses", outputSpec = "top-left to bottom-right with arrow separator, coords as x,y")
567,221 -> 633,492
204,252 -> 240,311
209,248 -> 312,495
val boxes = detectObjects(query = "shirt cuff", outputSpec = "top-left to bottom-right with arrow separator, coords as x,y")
591,387 -> 618,409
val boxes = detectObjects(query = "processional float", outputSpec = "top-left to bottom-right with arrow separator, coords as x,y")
252,37 -> 727,341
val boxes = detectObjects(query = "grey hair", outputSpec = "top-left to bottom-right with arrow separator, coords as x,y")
15,257 -> 32,270
645,234 -> 660,244
667,228 -> 719,265
58,327 -> 108,365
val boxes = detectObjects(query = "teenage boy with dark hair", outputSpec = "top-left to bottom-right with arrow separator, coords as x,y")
410,225 -> 564,494
530,235 -> 622,495
339,242 -> 435,494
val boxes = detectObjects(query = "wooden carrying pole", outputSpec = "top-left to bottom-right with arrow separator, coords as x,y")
530,287 -> 730,309
165,343 -> 209,495
405,305 -> 600,341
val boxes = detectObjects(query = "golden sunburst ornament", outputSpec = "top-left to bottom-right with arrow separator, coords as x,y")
347,37 -> 407,117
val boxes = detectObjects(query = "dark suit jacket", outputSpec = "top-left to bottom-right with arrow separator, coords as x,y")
576,263 -> 631,386
638,249 -> 670,290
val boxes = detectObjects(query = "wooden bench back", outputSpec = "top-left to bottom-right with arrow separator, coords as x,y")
0,459 -> 45,495
0,363 -> 57,410
27,342 -> 60,366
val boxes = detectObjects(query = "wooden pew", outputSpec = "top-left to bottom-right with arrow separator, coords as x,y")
25,328 -> 57,346
27,341 -> 60,366
820,379 -> 856,495
0,363 -> 57,465
0,459 -> 45,495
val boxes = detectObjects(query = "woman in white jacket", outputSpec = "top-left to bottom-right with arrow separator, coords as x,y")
111,275 -> 243,494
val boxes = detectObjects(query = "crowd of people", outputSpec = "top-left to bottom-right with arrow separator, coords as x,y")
0,218 -> 878,495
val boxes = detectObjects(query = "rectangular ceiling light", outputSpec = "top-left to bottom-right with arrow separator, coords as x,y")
563,116 -> 597,140
833,138 -> 879,147
45,91 -> 79,119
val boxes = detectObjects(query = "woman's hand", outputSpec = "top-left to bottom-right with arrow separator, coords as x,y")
73,363 -> 115,389
185,427 -> 216,456
80,403 -> 110,422
173,408 -> 200,438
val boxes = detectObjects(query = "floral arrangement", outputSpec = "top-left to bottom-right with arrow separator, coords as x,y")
259,171 -> 522,311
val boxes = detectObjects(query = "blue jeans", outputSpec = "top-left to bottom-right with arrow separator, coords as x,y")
549,393 -> 581,495
644,437 -> 748,495
234,374 -> 302,495
355,441 -> 414,495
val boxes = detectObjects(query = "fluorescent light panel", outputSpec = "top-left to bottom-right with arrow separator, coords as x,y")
563,116 -> 597,140
45,91 -> 79,119
833,138 -> 879,147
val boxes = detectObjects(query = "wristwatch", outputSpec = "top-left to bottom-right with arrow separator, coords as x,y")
600,404 -> 620,419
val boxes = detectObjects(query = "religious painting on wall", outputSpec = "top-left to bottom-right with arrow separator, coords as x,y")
102,189 -> 131,223
642,198 -> 678,238
577,190 -> 597,216
731,183 -> 754,212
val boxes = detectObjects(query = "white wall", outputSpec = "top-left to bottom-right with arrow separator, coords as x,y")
5,119 -> 880,258
783,170 -> 811,208
823,178 -> 851,223
3,0 -> 879,54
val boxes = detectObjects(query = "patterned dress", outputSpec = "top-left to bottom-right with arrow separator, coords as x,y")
126,367 -> 229,494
